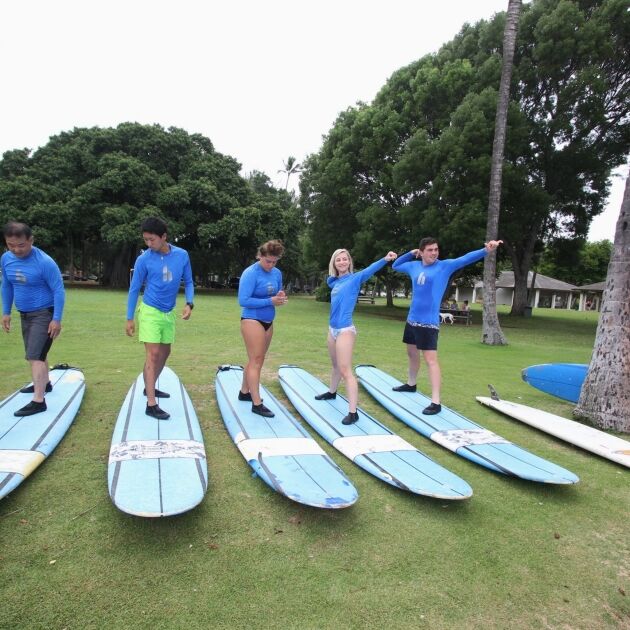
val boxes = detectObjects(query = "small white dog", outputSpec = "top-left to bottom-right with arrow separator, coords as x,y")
439,312 -> 454,324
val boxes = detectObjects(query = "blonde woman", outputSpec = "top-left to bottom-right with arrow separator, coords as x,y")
315,249 -> 397,424
238,240 -> 287,417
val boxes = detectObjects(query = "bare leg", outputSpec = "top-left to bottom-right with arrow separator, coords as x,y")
406,344 -> 420,386
144,343 -> 171,406
29,359 -> 49,403
335,331 -> 357,412
326,332 -> 342,393
241,320 -> 273,405
423,350 -> 441,404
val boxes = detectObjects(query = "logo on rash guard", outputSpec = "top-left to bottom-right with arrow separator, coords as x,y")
417,273 -> 426,285
162,265 -> 173,283
266,283 -> 274,296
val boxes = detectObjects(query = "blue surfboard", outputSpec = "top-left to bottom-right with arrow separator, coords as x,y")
108,367 -> 208,517
521,363 -> 587,403
0,365 -> 85,499
355,365 -> 579,485
278,365 -> 472,500
215,365 -> 358,509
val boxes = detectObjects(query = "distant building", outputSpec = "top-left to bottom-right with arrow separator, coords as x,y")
451,271 -> 578,310
573,281 -> 605,311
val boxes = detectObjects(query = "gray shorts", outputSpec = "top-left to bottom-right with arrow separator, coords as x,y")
20,308 -> 54,361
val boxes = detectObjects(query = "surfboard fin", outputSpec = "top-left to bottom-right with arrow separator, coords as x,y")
488,384 -> 501,401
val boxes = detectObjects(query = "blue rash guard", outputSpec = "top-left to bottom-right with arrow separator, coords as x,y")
127,244 -> 194,319
1,246 -> 65,321
392,248 -> 486,327
327,257 -> 389,328
238,262 -> 283,322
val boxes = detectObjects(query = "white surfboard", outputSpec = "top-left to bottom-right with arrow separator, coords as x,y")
476,394 -> 630,469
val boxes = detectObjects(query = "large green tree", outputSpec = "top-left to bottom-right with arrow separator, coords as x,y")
536,238 -> 612,285
0,124 -> 301,287
198,170 -> 303,283
301,0 -> 630,313
300,103 -> 415,303
496,0 -> 629,312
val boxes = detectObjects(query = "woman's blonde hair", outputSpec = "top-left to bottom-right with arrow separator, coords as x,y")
258,239 -> 285,258
328,248 -> 354,277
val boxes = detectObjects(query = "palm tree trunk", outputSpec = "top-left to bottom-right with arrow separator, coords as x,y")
574,168 -> 630,432
481,0 -> 522,345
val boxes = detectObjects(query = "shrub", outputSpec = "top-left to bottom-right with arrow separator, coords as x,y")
314,282 -> 331,302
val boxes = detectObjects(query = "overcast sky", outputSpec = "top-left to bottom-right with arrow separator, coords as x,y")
0,0 -> 626,241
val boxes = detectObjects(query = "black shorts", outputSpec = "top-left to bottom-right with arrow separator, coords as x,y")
402,323 -> 439,351
241,317 -> 273,331
20,308 -> 54,361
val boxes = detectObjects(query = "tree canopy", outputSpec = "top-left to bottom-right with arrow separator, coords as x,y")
0,124 -> 301,287
300,0 -> 630,312
537,238 -> 613,286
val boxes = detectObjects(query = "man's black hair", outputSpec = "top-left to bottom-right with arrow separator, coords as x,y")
141,217 -> 168,237
3,221 -> 32,239
419,237 -> 438,251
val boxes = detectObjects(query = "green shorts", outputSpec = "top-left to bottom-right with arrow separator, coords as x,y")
137,303 -> 176,344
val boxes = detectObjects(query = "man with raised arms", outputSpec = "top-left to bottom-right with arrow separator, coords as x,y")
392,237 -> 502,414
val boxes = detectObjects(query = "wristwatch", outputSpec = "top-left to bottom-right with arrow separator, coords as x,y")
186,302 -> 194,310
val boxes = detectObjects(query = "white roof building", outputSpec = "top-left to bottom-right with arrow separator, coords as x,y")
452,271 -> 580,310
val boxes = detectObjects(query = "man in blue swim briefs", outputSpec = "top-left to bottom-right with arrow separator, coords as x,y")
126,217 -> 194,420
392,237 -> 502,415
1,222 -> 65,417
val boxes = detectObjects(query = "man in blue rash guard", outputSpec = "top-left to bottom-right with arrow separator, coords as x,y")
126,217 -> 194,420
392,237 -> 502,415
238,239 -> 287,418
315,248 -> 397,425
2,222 -> 65,417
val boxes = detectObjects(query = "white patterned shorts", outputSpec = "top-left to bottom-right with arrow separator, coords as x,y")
329,325 -> 357,339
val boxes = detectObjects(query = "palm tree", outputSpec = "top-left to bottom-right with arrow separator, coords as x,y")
481,0 -> 522,346
574,167 -> 630,432
278,156 -> 302,190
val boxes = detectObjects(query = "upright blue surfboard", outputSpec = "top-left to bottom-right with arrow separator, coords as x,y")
215,365 -> 357,508
521,363 -> 587,403
0,365 -> 85,499
356,364 -> 578,485
278,365 -> 472,500
108,367 -> 208,517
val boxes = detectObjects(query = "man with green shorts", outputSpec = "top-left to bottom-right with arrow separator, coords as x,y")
126,217 -> 194,420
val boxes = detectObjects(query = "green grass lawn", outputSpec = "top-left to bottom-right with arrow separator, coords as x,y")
1,290 -> 628,629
